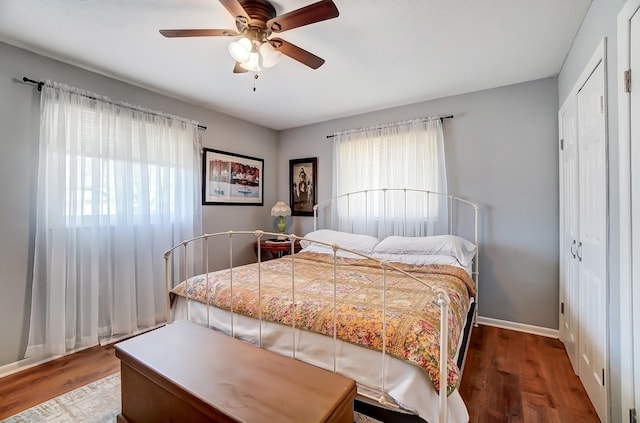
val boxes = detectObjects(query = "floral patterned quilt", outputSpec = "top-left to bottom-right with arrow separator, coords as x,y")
170,251 -> 476,395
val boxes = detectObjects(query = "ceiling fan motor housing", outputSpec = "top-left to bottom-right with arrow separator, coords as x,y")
237,0 -> 277,31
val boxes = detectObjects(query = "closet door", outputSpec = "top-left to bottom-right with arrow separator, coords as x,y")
576,59 -> 607,423
618,2 -> 640,417
559,42 -> 608,422
630,4 -> 640,416
559,99 -> 579,373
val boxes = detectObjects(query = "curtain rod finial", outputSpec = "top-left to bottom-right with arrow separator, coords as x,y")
22,77 -> 44,91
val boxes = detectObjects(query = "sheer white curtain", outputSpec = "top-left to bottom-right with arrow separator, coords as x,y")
332,118 -> 448,237
26,81 -> 202,357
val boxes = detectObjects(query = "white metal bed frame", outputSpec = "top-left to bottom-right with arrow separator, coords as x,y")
164,189 -> 480,423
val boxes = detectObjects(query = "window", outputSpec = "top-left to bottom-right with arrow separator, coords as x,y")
46,102 -> 195,225
332,118 -> 447,236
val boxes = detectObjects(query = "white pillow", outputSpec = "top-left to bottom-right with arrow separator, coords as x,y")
373,235 -> 476,267
301,244 -> 367,259
300,229 -> 380,253
370,253 -> 471,275
371,253 -> 462,267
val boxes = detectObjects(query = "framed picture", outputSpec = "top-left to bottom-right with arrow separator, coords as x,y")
202,148 -> 264,206
289,157 -> 317,216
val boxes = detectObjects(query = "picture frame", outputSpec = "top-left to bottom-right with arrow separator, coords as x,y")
202,148 -> 264,206
289,157 -> 317,216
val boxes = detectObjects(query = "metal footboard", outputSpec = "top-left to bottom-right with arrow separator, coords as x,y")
165,230 -> 459,423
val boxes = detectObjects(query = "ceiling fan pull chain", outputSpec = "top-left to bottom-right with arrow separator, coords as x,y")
253,74 -> 259,92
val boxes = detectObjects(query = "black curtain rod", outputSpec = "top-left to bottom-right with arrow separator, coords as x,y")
22,77 -> 207,131
325,115 -> 454,139
23,77 -> 45,91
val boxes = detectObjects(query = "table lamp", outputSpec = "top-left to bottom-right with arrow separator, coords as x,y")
270,201 -> 291,240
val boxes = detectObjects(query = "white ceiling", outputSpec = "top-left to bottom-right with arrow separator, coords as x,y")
0,0 -> 591,130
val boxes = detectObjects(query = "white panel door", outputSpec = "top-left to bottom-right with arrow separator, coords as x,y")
559,100 -> 579,373
576,60 -> 608,423
630,5 -> 640,417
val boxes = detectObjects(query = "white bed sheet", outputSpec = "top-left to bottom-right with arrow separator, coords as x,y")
173,295 -> 470,423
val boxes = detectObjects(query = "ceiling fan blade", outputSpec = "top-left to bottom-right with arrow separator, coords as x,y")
233,62 -> 248,73
267,0 -> 339,33
219,0 -> 250,22
269,38 -> 325,69
159,29 -> 239,38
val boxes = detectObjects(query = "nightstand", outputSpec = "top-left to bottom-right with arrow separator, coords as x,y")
255,239 -> 302,261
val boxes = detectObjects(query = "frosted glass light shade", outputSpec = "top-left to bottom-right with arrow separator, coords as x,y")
260,42 -> 282,68
239,52 -> 261,72
228,37 -> 252,63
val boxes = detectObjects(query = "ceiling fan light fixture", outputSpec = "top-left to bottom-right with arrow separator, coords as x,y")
228,37 -> 252,63
239,51 -> 261,72
259,42 -> 282,68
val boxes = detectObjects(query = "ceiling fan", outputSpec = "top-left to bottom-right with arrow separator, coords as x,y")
159,0 -> 339,73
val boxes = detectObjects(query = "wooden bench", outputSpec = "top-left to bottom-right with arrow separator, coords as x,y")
115,320 -> 357,423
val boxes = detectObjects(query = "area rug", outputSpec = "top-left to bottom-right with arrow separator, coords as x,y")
2,372 -> 381,423
2,373 -> 121,423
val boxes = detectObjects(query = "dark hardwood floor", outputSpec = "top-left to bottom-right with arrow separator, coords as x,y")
0,325 -> 599,422
0,344 -> 119,419
459,325 -> 600,422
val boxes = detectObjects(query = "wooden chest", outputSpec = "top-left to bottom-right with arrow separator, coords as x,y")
115,320 -> 356,423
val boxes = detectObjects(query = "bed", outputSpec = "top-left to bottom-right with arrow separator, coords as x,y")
164,189 -> 479,423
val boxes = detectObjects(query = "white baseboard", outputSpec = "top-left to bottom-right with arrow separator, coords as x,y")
0,343 -> 102,379
0,325 -> 164,379
477,316 -> 559,338
0,354 -> 60,379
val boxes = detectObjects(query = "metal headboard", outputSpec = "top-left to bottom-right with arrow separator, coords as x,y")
313,188 -> 480,322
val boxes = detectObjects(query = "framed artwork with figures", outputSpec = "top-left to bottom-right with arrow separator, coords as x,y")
289,157 -> 317,216
202,148 -> 264,206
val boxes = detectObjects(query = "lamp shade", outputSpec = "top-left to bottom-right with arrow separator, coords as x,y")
271,201 -> 291,217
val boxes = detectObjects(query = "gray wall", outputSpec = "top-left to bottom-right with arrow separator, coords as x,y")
278,77 -> 560,330
557,0 -> 626,421
0,41 -> 278,367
